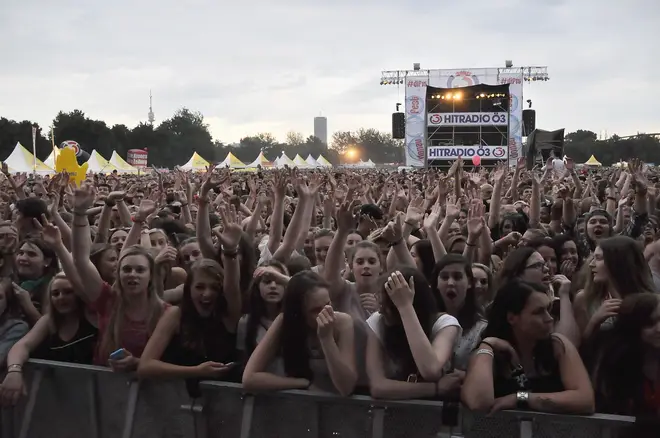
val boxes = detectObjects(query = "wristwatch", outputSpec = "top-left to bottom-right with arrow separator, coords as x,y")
516,391 -> 530,409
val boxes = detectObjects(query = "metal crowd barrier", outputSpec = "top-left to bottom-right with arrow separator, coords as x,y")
0,359 -> 636,438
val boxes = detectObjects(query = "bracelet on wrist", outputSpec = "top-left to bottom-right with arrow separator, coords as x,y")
7,364 -> 22,373
105,200 -> 116,207
131,216 -> 145,223
387,239 -> 403,248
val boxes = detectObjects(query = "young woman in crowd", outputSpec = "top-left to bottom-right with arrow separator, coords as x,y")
66,184 -> 166,371
574,235 -> 655,340
236,260 -> 290,362
324,199 -> 382,320
138,207 -> 242,382
471,263 -> 494,309
461,281 -> 594,414
366,267 -> 462,399
0,273 -> 98,406
243,271 -> 357,396
590,293 -> 660,416
431,255 -> 487,370
14,238 -> 60,324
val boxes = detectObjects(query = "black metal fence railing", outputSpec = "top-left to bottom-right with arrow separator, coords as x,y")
0,359 -> 637,438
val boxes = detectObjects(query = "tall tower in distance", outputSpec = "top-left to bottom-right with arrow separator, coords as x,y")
314,115 -> 328,147
148,90 -> 155,126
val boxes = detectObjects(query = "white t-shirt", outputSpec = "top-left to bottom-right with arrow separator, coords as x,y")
366,312 -> 462,378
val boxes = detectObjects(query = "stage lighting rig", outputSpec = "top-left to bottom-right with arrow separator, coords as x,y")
380,66 -> 550,85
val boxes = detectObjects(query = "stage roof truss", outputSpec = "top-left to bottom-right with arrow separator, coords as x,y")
380,66 -> 549,85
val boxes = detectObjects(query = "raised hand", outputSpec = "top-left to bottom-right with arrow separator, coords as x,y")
382,213 -> 404,243
136,199 -> 157,222
32,214 -> 61,247
218,204 -> 242,249
72,184 -> 96,212
336,198 -> 360,231
466,201 -> 486,237
423,203 -> 442,230
384,271 -> 414,309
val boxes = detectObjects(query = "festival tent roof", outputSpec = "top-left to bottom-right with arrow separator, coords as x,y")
316,155 -> 332,167
584,155 -> 602,166
305,154 -> 320,167
86,150 -> 119,174
245,151 -> 273,168
180,152 -> 211,171
218,152 -> 245,168
366,159 -> 376,168
44,147 -> 60,169
1,142 -> 55,175
110,151 -> 139,174
293,154 -> 307,167
276,153 -> 296,168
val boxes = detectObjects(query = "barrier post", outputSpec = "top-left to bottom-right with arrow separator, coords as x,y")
519,419 -> 533,438
238,395 -> 255,438
120,381 -> 140,438
370,406 -> 385,438
86,373 -> 100,438
18,368 -> 44,438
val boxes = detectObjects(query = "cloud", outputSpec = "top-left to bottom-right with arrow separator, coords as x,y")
0,0 -> 658,150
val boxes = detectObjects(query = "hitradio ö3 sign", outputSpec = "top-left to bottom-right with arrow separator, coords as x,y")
427,145 -> 508,161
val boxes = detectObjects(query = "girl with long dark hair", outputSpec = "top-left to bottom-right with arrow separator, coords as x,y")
138,208 -> 243,382
461,281 -> 594,414
243,271 -> 357,396
366,267 -> 462,399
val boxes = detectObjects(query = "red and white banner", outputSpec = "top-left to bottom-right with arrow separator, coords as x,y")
127,149 -> 148,168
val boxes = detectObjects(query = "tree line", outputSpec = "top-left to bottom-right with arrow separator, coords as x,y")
0,108 -> 657,168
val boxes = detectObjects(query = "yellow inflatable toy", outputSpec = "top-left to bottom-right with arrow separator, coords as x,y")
55,147 -> 88,187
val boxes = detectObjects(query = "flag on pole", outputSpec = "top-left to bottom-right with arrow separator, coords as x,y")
32,126 -> 37,174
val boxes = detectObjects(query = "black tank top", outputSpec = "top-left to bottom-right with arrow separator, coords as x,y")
162,319 -> 238,397
33,318 -> 98,364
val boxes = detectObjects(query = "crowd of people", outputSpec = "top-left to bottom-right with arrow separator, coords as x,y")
0,156 -> 658,434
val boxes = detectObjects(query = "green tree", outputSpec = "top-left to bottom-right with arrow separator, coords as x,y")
154,108 -> 215,166
285,131 -> 305,148
0,118 -> 51,160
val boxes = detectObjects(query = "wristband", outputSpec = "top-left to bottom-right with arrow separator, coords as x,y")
131,216 -> 145,223
387,239 -> 403,248
105,200 -> 116,207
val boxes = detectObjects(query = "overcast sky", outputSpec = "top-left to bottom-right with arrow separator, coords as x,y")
0,0 -> 658,145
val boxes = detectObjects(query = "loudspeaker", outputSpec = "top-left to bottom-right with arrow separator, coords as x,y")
392,113 -> 405,139
524,128 -> 564,169
522,109 -> 536,136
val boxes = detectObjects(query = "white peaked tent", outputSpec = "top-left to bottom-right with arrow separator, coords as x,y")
110,151 -> 139,174
293,154 -> 307,167
245,151 -> 273,168
305,154 -> 320,168
218,152 -> 245,168
44,147 -> 60,169
276,153 -> 296,168
1,142 -> 54,175
180,152 -> 210,171
86,150 -> 119,174
365,159 -> 376,168
316,155 -> 332,167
